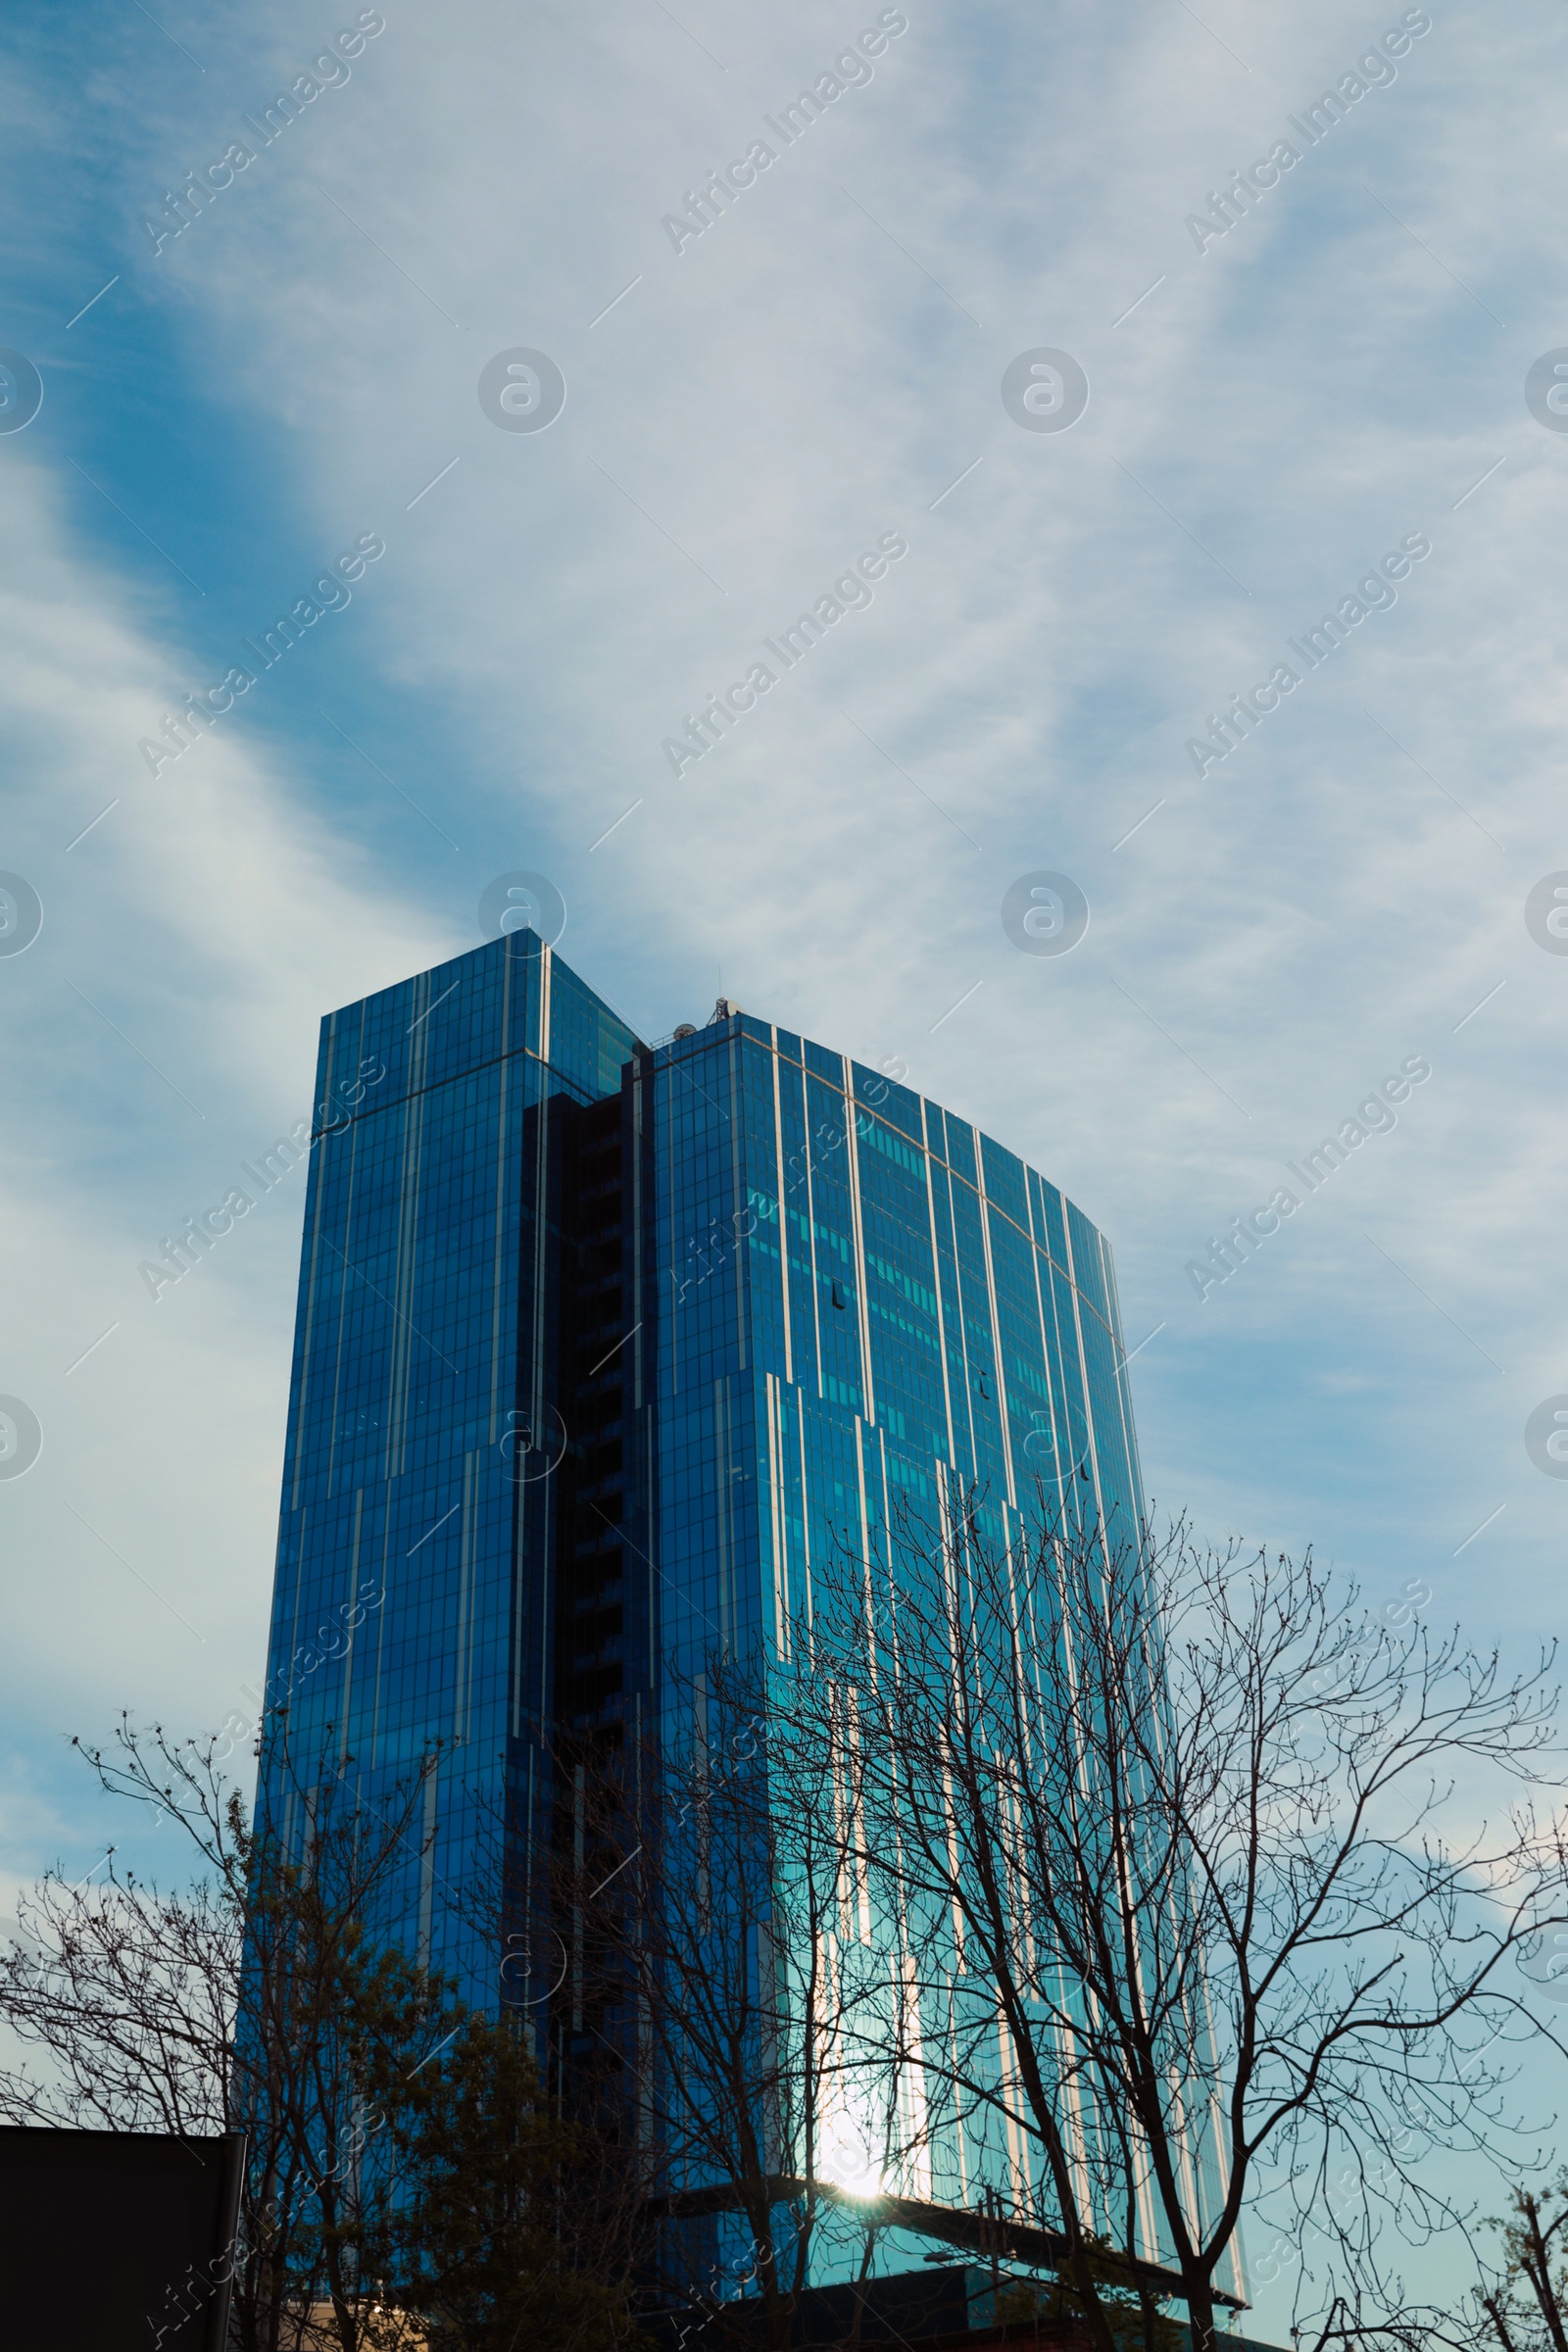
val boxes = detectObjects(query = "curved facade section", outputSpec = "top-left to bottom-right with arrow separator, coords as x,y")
642,1010 -> 1147,1678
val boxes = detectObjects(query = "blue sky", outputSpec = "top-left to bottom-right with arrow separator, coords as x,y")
3,0 -> 1566,2323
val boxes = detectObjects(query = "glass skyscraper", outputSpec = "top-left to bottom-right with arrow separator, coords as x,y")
259,928 -> 1242,2314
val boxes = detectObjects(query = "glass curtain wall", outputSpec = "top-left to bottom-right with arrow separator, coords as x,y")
639,1009 -> 1240,2301
259,932 -> 641,2010
256,948 -> 1239,2308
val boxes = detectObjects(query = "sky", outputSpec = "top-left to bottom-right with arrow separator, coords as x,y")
2,0 -> 1566,2327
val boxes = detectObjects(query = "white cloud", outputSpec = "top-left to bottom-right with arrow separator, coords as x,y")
0,449 -> 449,1808
3,0 -> 1565,2082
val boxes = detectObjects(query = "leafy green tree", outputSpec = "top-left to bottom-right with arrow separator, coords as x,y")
363,2008 -> 641,2352
241,1830 -> 459,2352
0,1720 -> 646,2351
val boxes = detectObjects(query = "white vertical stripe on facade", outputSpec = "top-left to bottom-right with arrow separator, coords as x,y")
795,1397 -> 813,1632
921,1101 -> 956,1469
874,1422 -> 896,1659
974,1150 -> 1017,1511
769,1036 -> 794,1388
727,1030 -> 749,1377
1023,1174 -> 1054,1493
804,1099 -> 823,1401
996,2008 -> 1029,2203
948,1986 -> 970,2207
946,1155 -> 980,1480
1058,1213 -> 1104,1523
841,1074 -> 876,1424
765,1372 -> 789,1662
898,1944 -> 933,2198
1058,2021 -> 1095,2233
853,1420 -> 874,1677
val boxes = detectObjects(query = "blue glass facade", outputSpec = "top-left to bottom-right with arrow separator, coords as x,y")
645,1012 -> 1147,1692
262,933 -> 643,2002
258,935 -> 1239,2304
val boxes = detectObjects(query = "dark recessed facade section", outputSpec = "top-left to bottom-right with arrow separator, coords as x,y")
555,1088 -> 638,1737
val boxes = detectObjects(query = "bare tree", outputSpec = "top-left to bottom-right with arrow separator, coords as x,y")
568,1658 -> 919,2351
0,1717 -> 450,2352
778,1492 -> 1568,2352
1470,2174 -> 1568,2352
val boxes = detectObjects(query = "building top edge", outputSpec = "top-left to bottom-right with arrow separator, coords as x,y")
637,1010 -> 1108,1264
317,938 -> 1110,1269
319,927 -> 645,1050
